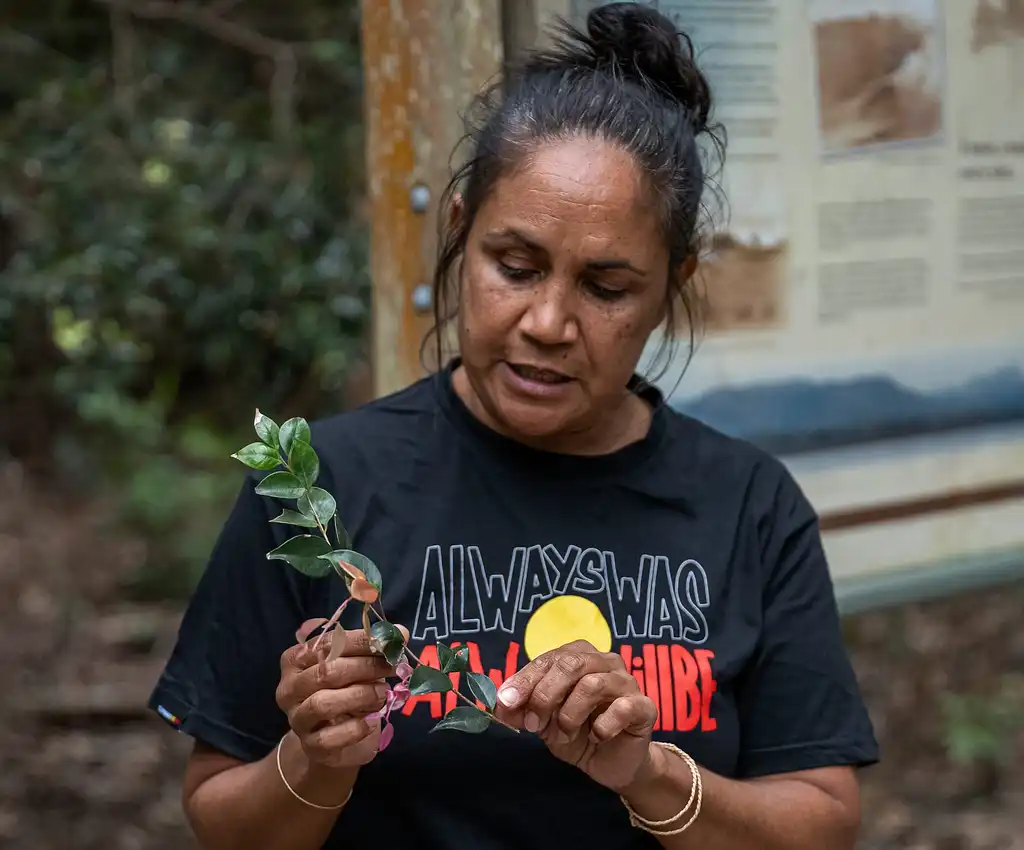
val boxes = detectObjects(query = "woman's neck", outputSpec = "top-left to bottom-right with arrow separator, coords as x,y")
451,364 -> 653,457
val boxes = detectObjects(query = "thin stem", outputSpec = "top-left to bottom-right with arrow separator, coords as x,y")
291,468 -> 519,734
398,641 -> 520,732
312,597 -> 351,653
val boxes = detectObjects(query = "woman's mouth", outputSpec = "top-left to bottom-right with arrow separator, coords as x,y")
501,362 -> 575,399
507,363 -> 572,384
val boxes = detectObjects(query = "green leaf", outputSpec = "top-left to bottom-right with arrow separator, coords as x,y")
430,706 -> 492,734
438,643 -> 454,672
269,509 -> 318,528
369,620 -> 406,666
319,549 -> 382,592
466,672 -> 498,710
254,409 -> 280,449
288,439 -> 320,488
280,417 -> 312,457
408,665 -> 453,696
266,534 -> 333,577
297,487 -> 335,526
438,643 -> 470,674
333,513 -> 351,549
254,471 -> 306,499
231,442 -> 281,470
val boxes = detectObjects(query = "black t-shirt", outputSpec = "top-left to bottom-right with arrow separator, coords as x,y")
150,361 -> 879,849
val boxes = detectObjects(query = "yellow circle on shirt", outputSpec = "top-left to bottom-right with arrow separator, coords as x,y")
523,595 -> 613,660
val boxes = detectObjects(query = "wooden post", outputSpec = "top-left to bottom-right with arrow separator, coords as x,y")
360,0 -> 504,399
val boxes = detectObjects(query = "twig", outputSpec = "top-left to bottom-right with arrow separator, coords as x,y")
109,6 -> 137,116
90,0 -> 297,144
211,0 -> 245,15
93,0 -> 280,55
305,499 -> 520,734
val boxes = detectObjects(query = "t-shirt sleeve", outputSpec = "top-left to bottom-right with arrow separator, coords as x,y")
147,474 -> 311,762
734,463 -> 880,779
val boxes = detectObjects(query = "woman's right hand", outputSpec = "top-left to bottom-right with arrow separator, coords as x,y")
275,625 -> 398,769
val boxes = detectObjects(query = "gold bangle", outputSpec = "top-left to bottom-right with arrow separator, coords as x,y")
620,742 -> 703,836
276,734 -> 353,811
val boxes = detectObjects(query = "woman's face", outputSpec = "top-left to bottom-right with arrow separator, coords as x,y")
455,135 -> 671,450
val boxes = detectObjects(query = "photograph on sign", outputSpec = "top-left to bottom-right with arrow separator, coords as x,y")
809,0 -> 946,155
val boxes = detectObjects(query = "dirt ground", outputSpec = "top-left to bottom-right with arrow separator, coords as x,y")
1,461 -> 1022,850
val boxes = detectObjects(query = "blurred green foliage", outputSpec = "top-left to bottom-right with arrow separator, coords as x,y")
0,0 -> 369,597
941,675 -> 1024,771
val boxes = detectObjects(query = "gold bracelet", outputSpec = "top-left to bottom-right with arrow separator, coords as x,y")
276,734 -> 354,811
620,742 -> 703,836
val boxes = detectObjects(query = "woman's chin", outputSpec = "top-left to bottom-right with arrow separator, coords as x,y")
490,394 -> 579,447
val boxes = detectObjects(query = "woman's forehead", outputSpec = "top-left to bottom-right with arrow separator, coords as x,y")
478,137 -> 660,243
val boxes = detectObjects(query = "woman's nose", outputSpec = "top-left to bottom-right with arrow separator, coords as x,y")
518,281 -> 579,347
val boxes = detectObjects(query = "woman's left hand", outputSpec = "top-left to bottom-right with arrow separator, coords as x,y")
494,640 -> 658,793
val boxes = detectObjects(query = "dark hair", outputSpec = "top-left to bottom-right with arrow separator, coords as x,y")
424,2 -> 726,380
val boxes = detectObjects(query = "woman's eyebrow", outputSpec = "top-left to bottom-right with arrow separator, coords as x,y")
483,228 -> 648,275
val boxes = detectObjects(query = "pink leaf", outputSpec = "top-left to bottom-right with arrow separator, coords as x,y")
327,625 -> 348,663
350,578 -> 379,604
342,562 -> 367,583
296,617 -> 328,645
396,660 -> 414,682
389,683 -> 410,712
378,721 -> 395,751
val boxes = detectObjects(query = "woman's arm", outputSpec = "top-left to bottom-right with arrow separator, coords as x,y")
182,735 -> 356,850
619,745 -> 861,850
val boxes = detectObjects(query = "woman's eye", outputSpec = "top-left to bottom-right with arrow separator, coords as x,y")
498,261 -> 536,281
586,280 -> 626,302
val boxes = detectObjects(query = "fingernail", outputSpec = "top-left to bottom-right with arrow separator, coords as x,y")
524,711 -> 540,733
375,684 -> 389,699
498,685 -> 520,708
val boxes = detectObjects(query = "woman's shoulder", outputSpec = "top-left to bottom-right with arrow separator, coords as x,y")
658,405 -> 797,494
308,373 -> 442,449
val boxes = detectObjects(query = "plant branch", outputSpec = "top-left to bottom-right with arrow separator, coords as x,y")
398,639 -> 520,733
311,497 -> 519,733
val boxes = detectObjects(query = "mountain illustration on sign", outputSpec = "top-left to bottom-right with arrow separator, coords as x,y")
677,366 -> 1024,454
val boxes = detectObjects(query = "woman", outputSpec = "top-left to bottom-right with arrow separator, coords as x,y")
149,4 -> 879,848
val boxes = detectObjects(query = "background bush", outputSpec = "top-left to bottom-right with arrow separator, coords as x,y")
0,0 -> 369,596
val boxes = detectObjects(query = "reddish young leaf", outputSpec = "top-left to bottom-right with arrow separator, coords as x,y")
327,624 -> 349,663
341,562 -> 367,583
350,578 -> 379,603
389,683 -> 411,712
378,722 -> 395,751
296,617 -> 328,645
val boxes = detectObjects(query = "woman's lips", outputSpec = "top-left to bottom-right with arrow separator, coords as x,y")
501,361 -> 575,398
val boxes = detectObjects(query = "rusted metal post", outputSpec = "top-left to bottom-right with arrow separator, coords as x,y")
360,0 -> 504,399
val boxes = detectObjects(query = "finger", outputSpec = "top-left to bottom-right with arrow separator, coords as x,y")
286,626 -> 383,672
590,695 -> 658,743
499,643 -> 615,733
495,639 -> 593,716
555,670 -> 637,740
285,655 -> 396,707
301,716 -> 376,766
290,682 -> 390,735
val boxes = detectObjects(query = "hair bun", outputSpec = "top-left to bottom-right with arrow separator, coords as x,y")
585,3 -> 710,130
